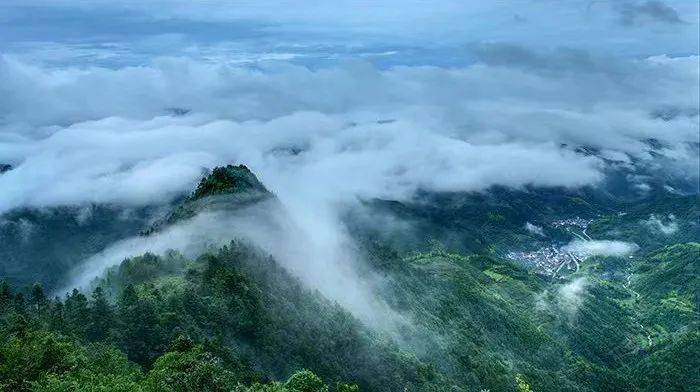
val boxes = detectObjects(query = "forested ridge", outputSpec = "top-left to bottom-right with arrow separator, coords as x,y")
0,166 -> 698,391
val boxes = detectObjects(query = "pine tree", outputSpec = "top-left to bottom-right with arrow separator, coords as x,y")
0,280 -> 12,311
14,292 -> 26,315
64,288 -> 89,338
30,282 -> 47,312
285,370 -> 329,392
118,284 -> 164,365
87,286 -> 114,341
49,298 -> 66,332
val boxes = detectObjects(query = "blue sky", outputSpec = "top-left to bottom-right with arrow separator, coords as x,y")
1,1 -> 698,67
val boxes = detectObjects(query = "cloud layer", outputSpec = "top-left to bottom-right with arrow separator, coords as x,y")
1,52 -> 697,216
1,1 -> 697,66
563,240 -> 639,258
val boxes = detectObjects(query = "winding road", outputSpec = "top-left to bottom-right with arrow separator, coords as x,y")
623,272 -> 652,347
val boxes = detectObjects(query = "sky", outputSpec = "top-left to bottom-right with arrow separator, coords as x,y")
1,0 -> 698,326
1,0 -> 698,214
0,1 -> 698,67
2,55 -> 697,207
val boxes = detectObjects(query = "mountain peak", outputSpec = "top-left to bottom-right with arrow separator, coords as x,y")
191,164 -> 268,200
140,164 -> 272,235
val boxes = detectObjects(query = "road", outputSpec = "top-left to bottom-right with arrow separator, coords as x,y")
623,272 -> 652,347
582,228 -> 592,240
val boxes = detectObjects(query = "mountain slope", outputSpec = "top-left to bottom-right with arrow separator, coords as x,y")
1,165 -> 697,392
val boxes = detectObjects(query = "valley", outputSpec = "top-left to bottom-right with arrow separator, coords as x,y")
1,165 -> 697,391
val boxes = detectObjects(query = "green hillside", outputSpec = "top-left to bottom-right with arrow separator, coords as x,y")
1,166 -> 697,391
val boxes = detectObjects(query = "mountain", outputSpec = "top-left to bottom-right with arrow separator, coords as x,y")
0,205 -> 157,289
1,165 -> 697,392
143,164 -> 273,235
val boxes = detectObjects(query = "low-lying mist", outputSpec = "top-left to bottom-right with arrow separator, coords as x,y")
563,239 -> 639,258
62,197 -> 406,333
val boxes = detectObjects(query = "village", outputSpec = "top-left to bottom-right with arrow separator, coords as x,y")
508,217 -> 593,277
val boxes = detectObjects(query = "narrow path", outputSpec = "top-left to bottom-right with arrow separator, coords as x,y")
624,273 -> 641,300
623,272 -> 651,347
582,228 -> 592,240
567,227 -> 586,241
639,323 -> 653,347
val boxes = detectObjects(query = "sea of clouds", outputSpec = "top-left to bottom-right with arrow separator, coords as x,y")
1,52 -> 697,215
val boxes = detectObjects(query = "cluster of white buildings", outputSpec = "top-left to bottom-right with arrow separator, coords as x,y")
551,217 -> 592,229
509,217 -> 594,277
508,246 -> 580,277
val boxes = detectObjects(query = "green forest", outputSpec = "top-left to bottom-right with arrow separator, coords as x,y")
1,166 -> 698,391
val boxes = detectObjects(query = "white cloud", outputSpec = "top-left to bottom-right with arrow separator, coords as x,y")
525,222 -> 545,236
643,213 -> 679,235
1,1 -> 697,60
1,54 -> 697,216
62,200 -> 407,333
558,277 -> 588,321
563,239 -> 639,258
0,54 -> 693,327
